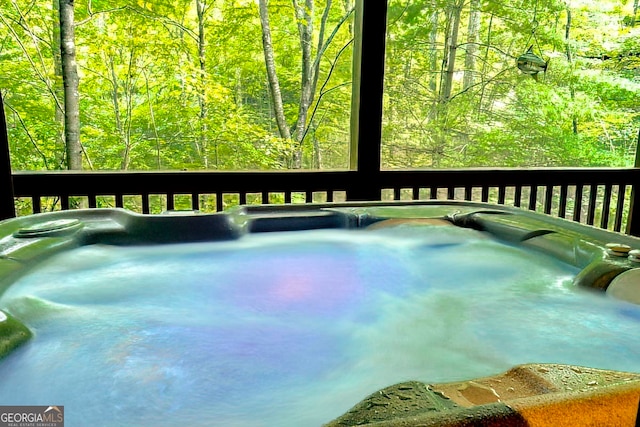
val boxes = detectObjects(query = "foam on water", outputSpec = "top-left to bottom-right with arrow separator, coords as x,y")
0,225 -> 638,426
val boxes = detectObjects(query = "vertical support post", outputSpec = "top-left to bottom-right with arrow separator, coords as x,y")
627,128 -> 640,236
348,0 -> 387,201
0,93 -> 16,220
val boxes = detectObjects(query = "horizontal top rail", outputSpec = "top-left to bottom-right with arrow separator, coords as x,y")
11,170 -> 353,196
11,168 -> 640,197
379,168 -> 640,187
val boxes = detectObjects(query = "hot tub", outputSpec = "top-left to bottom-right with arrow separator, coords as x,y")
0,201 -> 639,426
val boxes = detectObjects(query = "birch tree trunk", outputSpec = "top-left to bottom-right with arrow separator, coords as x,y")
428,1 -> 439,92
440,0 -> 462,103
291,0 -> 315,168
258,0 -> 292,141
259,0 -> 346,168
196,0 -> 209,168
343,0 -> 353,35
477,13 -> 493,115
463,0 -> 480,90
106,55 -> 130,170
52,0 -> 66,168
59,0 -> 82,170
565,5 -> 578,135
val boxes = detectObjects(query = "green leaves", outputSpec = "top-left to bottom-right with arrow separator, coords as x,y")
381,0 -> 640,168
2,0 -> 638,172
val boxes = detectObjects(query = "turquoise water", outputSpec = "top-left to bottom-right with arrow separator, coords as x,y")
0,225 -> 638,426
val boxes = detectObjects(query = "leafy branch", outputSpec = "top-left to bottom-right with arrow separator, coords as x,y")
302,38 -> 354,144
1,5 -> 63,113
4,101 -> 50,170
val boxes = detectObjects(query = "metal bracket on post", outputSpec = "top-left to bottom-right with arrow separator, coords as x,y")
0,93 -> 16,220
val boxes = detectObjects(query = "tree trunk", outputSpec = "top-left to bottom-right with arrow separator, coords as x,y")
52,0 -> 66,168
477,13 -> 493,115
428,0 -> 439,92
235,68 -> 243,107
310,0 -> 331,102
565,5 -> 578,135
463,0 -> 480,90
196,0 -> 209,168
59,0 -> 82,170
440,1 -> 462,103
258,0 -> 292,141
343,0 -> 353,35
143,71 -> 161,169
313,135 -> 322,169
291,0 -> 315,168
259,0 -> 346,168
123,50 -> 136,170
107,56 -> 127,169
293,0 -> 343,169
107,56 -> 122,139
433,0 -> 462,166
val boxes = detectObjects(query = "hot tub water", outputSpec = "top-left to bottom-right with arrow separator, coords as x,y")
0,225 -> 638,426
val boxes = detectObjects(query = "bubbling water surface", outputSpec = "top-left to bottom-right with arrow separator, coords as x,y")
0,225 -> 638,426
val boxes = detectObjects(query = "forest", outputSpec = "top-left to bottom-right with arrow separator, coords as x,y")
1,0 -> 639,172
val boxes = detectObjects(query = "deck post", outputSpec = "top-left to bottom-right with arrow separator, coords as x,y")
348,0 -> 387,201
627,128 -> 640,236
0,93 -> 16,220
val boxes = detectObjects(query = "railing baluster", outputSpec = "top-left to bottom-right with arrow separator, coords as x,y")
191,193 -> 200,211
413,187 -> 419,200
614,184 -> 626,232
528,185 -> 537,211
61,194 -> 69,211
88,194 -> 97,209
216,193 -> 223,212
166,192 -> 175,211
573,185 -> 583,222
481,186 -> 489,203
394,188 -> 401,200
464,186 -> 472,201
327,191 -> 334,203
498,186 -> 506,205
262,191 -> 269,204
142,193 -> 150,214
115,194 -> 124,208
32,195 -> 41,214
514,185 -> 522,207
239,193 -> 247,205
305,191 -> 312,203
586,184 -> 597,225
285,191 -> 292,204
430,186 -> 437,199
558,185 -> 567,218
544,185 -> 553,214
447,187 -> 455,200
601,184 -> 612,229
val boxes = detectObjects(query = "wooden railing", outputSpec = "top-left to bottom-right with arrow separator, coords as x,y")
10,167 -> 640,235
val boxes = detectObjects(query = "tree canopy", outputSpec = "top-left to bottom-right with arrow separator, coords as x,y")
1,0 -> 638,171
